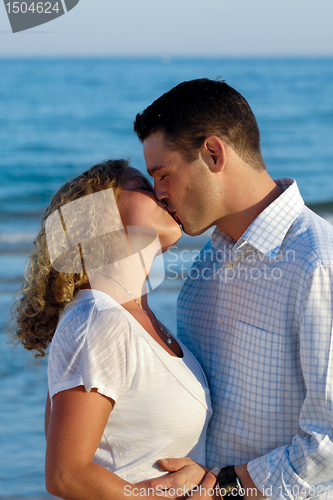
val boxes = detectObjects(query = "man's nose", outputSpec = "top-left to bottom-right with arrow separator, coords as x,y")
154,182 -> 168,202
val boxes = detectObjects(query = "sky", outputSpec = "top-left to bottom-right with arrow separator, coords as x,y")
0,0 -> 333,57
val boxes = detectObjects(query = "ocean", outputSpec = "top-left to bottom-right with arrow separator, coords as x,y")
0,57 -> 333,497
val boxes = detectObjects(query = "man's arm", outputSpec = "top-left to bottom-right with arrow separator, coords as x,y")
245,265 -> 333,500
147,265 -> 333,500
232,266 -> 333,500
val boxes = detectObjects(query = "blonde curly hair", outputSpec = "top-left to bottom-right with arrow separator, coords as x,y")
10,159 -> 128,360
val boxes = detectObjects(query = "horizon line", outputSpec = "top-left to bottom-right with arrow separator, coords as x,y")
1,53 -> 333,58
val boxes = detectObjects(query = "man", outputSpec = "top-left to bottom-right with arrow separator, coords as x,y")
134,79 -> 333,500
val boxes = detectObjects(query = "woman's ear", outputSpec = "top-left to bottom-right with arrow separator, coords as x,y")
201,135 -> 226,172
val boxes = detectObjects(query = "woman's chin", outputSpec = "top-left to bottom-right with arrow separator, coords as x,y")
159,227 -> 182,253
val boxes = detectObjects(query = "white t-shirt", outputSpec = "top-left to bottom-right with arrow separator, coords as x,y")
48,289 -> 212,483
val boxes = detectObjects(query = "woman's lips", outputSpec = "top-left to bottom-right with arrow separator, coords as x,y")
167,208 -> 181,225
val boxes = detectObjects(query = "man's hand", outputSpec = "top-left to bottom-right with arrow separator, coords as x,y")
189,468 -> 220,500
136,458 -> 209,498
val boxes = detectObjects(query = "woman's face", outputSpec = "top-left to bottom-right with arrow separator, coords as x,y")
116,167 -> 182,251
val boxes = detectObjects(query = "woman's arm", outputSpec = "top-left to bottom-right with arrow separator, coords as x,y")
44,391 -> 51,439
45,386 -> 219,500
45,385 -> 132,500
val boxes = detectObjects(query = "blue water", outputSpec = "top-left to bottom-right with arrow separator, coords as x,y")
1,57 -> 333,497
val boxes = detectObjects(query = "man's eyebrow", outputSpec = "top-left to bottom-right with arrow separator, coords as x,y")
147,165 -> 165,176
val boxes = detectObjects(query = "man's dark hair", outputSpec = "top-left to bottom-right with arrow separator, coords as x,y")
134,78 -> 265,170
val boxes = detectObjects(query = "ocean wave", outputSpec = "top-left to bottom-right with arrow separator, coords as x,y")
0,275 -> 24,285
0,211 -> 44,221
0,232 -> 37,244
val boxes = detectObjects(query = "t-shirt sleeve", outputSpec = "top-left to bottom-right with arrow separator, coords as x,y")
48,300 -> 135,404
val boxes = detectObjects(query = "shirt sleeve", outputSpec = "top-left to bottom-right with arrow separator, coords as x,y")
48,300 -> 135,404
248,264 -> 333,500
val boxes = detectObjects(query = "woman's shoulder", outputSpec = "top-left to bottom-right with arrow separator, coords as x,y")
52,289 -> 132,352
61,288 -> 128,321
48,290 -> 137,401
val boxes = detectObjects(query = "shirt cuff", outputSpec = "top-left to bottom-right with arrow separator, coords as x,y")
247,446 -> 310,500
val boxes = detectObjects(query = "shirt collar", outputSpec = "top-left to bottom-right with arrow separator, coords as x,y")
211,178 -> 304,261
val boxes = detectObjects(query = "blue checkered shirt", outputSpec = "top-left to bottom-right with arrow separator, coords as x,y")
178,179 -> 333,500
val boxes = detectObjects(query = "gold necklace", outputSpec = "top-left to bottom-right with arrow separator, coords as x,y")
98,273 -> 172,345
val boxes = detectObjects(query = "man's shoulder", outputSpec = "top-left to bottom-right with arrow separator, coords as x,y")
292,206 -> 333,266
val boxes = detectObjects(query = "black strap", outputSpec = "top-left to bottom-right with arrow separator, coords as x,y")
218,466 -> 237,487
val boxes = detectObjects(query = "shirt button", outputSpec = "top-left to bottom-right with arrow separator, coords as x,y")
226,262 -> 234,270
212,371 -> 216,377
218,317 -> 223,325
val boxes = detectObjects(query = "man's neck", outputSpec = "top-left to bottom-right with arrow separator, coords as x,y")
216,173 -> 283,242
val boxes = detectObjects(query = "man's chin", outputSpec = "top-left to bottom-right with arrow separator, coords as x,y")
181,224 -> 214,236
182,225 -> 210,237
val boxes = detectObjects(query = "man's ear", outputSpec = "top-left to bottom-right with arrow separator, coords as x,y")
201,135 -> 226,172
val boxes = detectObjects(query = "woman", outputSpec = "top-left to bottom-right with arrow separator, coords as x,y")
12,159 -> 216,500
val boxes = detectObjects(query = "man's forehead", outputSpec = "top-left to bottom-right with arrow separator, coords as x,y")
143,131 -> 170,158
143,134 -> 177,176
